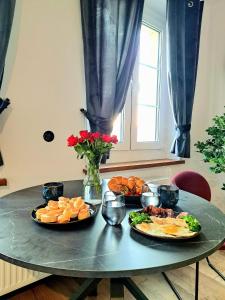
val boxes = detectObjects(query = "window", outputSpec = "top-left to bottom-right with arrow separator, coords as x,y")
113,21 -> 164,151
132,24 -> 161,148
112,112 -> 124,143
87,0 -> 169,154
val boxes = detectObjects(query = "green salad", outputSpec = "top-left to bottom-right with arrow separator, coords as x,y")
180,215 -> 201,232
129,211 -> 152,226
129,211 -> 201,233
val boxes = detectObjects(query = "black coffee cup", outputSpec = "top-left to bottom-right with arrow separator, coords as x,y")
42,182 -> 64,202
158,185 -> 179,208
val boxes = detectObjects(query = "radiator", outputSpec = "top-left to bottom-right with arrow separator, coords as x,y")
0,260 -> 49,296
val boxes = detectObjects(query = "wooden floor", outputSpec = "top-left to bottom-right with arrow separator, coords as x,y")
7,254 -> 225,300
8,185 -> 225,300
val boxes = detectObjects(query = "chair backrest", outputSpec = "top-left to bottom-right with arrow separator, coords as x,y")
171,170 -> 211,201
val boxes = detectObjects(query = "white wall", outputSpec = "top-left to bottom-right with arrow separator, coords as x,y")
0,0 -> 170,197
0,0 -> 225,198
204,0 -> 225,189
0,0 -> 87,195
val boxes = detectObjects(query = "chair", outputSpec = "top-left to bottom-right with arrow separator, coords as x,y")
171,170 -> 225,281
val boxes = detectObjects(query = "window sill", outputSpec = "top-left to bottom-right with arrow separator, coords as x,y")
83,158 -> 185,174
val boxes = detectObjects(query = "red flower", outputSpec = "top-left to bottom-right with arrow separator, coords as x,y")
101,134 -> 112,143
67,135 -> 79,147
79,130 -> 89,139
91,132 -> 100,139
111,135 -> 118,144
78,137 -> 85,143
89,137 -> 95,143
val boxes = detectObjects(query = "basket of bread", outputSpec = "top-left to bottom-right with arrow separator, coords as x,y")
108,176 -> 146,207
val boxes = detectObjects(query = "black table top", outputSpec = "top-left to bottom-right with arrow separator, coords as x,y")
0,180 -> 224,278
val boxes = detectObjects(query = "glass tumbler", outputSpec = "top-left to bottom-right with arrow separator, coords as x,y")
141,184 -> 160,208
101,191 -> 126,226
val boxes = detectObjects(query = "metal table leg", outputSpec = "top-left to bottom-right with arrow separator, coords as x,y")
206,257 -> 225,281
121,278 -> 149,300
162,272 -> 182,300
162,262 -> 200,300
110,278 -> 149,300
195,262 -> 199,300
70,278 -> 101,300
70,277 -> 148,300
110,278 -> 124,299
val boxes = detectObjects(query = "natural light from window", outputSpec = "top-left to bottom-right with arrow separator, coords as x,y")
137,25 -> 160,142
112,113 -> 123,143
112,24 -> 161,145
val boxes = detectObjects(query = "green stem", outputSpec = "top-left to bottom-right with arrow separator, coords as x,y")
84,155 -> 102,195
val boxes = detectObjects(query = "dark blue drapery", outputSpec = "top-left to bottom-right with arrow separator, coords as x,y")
80,0 -> 144,135
0,0 -> 15,166
167,0 -> 204,158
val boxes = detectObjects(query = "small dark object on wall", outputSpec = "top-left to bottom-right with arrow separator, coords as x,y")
43,131 -> 54,142
0,178 -> 7,186
0,98 -> 10,114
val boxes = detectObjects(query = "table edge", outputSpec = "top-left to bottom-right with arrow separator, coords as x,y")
0,238 -> 224,278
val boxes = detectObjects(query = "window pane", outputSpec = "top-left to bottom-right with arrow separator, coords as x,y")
137,106 -> 158,142
140,25 -> 159,67
137,64 -> 158,106
112,113 -> 123,142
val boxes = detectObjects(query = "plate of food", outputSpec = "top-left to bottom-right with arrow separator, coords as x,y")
108,176 -> 147,207
31,196 -> 97,227
129,205 -> 201,240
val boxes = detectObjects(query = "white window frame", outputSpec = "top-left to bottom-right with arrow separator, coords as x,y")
113,7 -> 167,152
112,85 -> 131,151
131,22 -> 163,150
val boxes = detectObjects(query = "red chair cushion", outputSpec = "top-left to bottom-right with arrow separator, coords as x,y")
172,171 -> 225,251
171,170 -> 211,201
219,242 -> 225,250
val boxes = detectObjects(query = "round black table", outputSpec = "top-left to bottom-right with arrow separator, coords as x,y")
0,180 -> 224,300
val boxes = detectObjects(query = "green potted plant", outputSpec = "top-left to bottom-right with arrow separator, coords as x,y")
195,110 -> 225,190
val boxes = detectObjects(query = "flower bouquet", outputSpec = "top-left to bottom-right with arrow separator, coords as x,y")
67,130 -> 118,204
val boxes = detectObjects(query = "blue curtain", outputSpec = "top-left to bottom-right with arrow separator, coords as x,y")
80,0 -> 144,135
167,0 -> 204,158
0,0 -> 16,166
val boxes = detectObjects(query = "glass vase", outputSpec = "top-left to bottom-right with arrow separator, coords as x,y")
83,155 -> 102,205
